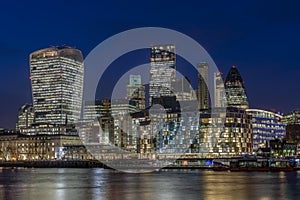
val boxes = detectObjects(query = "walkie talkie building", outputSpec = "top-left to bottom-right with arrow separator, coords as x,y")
30,46 -> 84,125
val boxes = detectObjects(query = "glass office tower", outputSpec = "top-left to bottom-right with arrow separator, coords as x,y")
225,66 -> 249,109
126,74 -> 145,110
214,72 -> 226,108
197,62 -> 209,109
30,46 -> 84,125
149,44 -> 176,105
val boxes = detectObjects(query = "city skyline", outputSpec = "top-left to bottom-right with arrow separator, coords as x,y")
0,44 -> 297,128
0,2 -> 300,199
1,1 -> 300,128
10,43 -> 293,159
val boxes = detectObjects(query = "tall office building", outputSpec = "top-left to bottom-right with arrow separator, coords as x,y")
30,46 -> 84,125
80,99 -> 113,146
126,74 -> 145,110
197,63 -> 209,109
225,66 -> 249,109
172,77 -> 197,101
214,72 -> 226,108
111,99 -> 138,152
149,44 -> 176,105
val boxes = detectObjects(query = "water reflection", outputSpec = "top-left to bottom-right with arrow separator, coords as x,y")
0,168 -> 299,200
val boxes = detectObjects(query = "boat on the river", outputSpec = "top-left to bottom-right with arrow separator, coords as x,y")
212,158 -> 295,172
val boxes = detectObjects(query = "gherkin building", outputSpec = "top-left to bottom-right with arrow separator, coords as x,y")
225,66 -> 249,109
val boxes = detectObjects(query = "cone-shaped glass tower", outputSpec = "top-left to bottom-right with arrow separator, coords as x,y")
225,66 -> 249,109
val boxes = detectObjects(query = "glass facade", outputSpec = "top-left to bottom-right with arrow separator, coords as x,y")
246,109 -> 286,151
214,72 -> 226,108
111,99 -> 138,152
149,44 -> 176,105
126,74 -> 145,110
225,66 -> 249,109
282,110 -> 300,125
16,104 -> 34,130
172,78 -> 197,101
84,99 -> 111,120
30,46 -> 84,125
132,97 -> 198,154
199,107 -> 252,157
197,62 -> 209,109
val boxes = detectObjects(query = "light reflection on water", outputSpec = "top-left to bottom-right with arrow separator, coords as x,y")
0,168 -> 299,200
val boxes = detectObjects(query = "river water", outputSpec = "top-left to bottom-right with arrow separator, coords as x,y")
0,168 -> 299,200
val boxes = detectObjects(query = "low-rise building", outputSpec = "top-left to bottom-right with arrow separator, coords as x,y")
246,109 -> 286,152
0,130 -> 82,161
199,107 -> 252,157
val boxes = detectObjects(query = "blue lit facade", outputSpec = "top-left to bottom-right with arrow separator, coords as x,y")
246,109 -> 286,151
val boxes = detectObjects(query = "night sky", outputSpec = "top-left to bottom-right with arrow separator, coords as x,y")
0,0 -> 299,128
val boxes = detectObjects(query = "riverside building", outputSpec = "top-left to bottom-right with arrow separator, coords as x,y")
30,46 -> 84,125
199,107 -> 253,157
246,109 -> 286,151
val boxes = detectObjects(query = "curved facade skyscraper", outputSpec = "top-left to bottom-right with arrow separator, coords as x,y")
225,66 -> 249,109
30,46 -> 84,125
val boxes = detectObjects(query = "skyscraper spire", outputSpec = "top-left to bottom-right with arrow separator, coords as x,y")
225,66 -> 249,109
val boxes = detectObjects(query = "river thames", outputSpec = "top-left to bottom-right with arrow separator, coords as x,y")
0,168 -> 299,200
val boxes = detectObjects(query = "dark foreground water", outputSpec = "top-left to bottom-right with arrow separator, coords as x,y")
0,168 -> 300,200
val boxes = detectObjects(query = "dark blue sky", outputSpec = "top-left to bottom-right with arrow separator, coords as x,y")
0,0 -> 299,128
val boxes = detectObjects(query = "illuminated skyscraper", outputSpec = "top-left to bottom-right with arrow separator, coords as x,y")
225,66 -> 249,109
30,46 -> 84,125
149,44 -> 176,105
214,72 -> 226,108
111,99 -> 138,152
81,99 -> 113,145
197,62 -> 209,109
126,74 -> 145,110
172,77 -> 197,101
